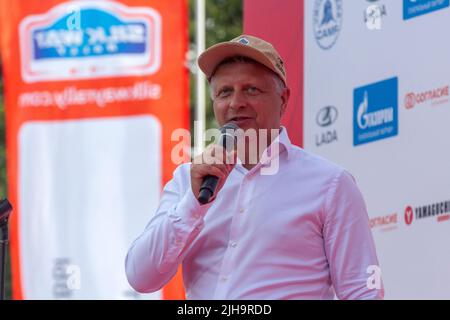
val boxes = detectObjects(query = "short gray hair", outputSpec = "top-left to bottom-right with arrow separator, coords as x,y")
209,56 -> 286,99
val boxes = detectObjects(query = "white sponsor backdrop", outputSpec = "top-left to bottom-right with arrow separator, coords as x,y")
18,116 -> 162,299
304,0 -> 450,299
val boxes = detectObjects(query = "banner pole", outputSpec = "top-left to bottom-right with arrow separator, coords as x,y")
0,199 -> 13,300
195,0 -> 206,154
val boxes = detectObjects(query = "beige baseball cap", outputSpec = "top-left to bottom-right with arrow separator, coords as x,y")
198,34 -> 287,85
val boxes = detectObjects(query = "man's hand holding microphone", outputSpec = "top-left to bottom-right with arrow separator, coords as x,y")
191,123 -> 238,205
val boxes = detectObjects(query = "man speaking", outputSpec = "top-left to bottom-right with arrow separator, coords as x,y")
125,35 -> 384,300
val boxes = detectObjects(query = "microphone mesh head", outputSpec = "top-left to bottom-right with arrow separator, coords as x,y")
220,122 -> 239,132
220,122 -> 239,152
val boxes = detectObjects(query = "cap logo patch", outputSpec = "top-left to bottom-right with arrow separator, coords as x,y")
237,37 -> 250,45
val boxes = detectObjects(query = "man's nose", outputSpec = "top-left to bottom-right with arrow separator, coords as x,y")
229,91 -> 247,110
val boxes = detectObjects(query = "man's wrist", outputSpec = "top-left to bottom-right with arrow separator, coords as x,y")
177,187 -> 214,222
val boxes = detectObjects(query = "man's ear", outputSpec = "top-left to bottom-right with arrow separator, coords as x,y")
280,87 -> 290,116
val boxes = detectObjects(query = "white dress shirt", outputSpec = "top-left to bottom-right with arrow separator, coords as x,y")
125,128 -> 384,299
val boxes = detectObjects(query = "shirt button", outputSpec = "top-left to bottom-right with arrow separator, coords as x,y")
239,208 -> 244,213
220,276 -> 228,282
230,241 -> 237,248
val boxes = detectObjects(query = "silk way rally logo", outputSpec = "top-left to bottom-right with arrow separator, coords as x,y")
19,1 -> 161,83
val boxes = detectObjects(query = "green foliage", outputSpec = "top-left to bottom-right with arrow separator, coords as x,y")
189,0 -> 243,131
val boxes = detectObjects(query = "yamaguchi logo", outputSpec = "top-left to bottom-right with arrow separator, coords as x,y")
353,77 -> 398,146
403,0 -> 449,20
19,1 -> 161,83
405,201 -> 450,226
313,0 -> 343,50
404,206 -> 414,225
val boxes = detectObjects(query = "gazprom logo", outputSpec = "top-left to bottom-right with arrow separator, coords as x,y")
353,77 -> 398,146
403,0 -> 449,20
19,1 -> 161,83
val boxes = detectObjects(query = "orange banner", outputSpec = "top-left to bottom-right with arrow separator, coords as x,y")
0,0 -> 187,299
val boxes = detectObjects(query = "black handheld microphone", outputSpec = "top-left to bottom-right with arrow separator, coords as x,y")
197,122 -> 238,205
0,199 -> 12,224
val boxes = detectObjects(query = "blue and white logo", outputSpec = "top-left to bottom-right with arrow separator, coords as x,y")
353,77 -> 398,146
237,37 -> 250,45
403,0 -> 449,20
19,1 -> 161,83
313,0 -> 343,50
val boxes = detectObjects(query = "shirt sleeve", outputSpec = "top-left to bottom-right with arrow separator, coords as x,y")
323,169 -> 385,300
125,164 -> 213,293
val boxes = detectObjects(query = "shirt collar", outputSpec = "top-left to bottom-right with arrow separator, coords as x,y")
276,126 -> 293,161
234,126 -> 293,172
259,126 -> 293,165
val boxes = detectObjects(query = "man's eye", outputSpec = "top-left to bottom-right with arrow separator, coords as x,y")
247,87 -> 261,95
217,89 -> 231,98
